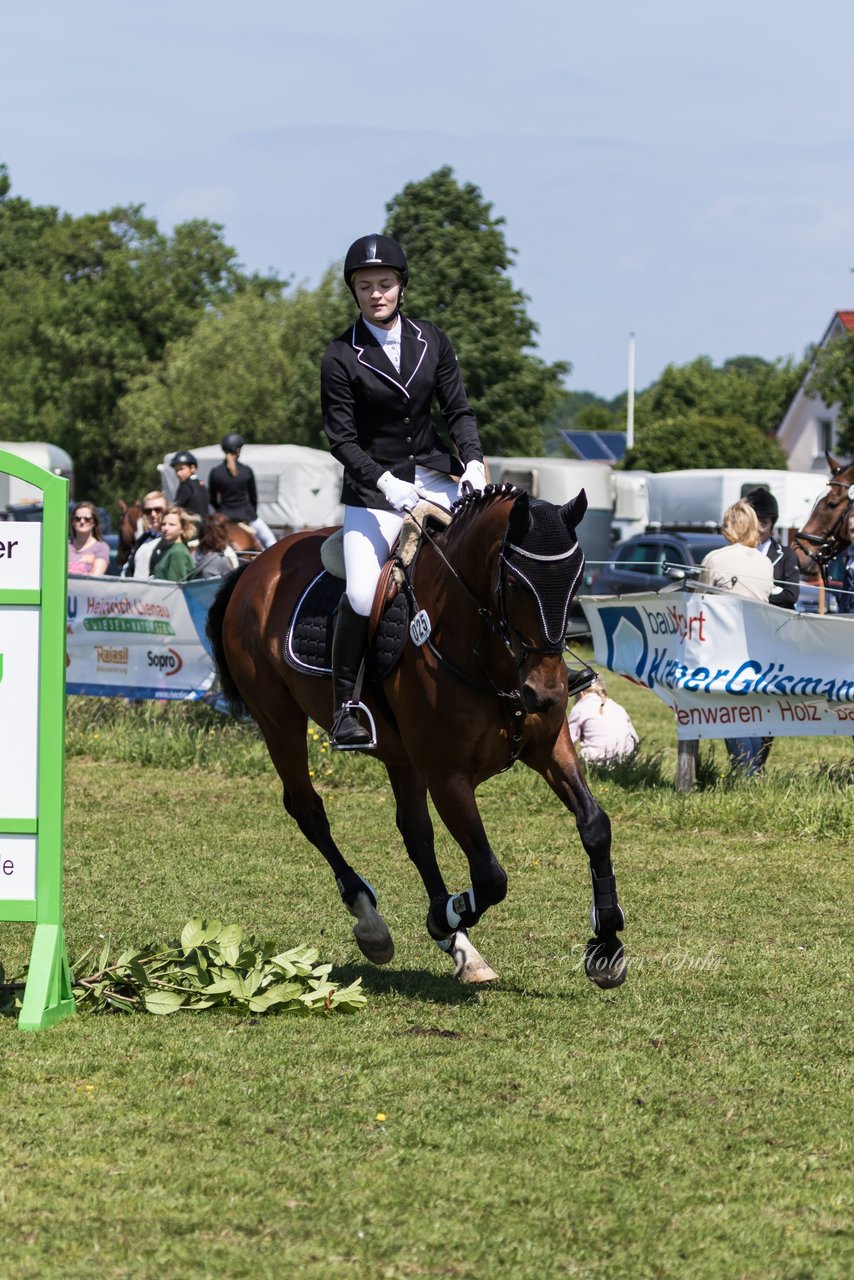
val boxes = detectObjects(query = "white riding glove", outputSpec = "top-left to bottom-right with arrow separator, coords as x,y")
457,460 -> 487,497
377,471 -> 422,513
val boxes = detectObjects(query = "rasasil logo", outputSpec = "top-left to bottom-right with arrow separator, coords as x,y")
147,647 -> 183,677
95,645 -> 129,665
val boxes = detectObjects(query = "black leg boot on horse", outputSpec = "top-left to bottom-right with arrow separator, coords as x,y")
331,595 -> 374,750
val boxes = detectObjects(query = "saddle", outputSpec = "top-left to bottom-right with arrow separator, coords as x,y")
283,501 -> 450,681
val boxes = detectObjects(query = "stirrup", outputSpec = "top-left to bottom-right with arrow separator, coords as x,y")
331,701 -> 377,751
566,666 -> 597,697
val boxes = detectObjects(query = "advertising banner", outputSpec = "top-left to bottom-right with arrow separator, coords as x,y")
66,575 -> 220,700
580,590 -> 854,739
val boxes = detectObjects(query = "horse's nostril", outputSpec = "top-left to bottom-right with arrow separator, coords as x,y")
522,682 -> 561,713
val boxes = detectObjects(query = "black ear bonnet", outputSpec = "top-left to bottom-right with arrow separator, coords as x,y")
501,493 -> 587,646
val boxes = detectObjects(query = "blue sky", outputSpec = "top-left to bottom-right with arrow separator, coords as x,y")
4,0 -> 853,398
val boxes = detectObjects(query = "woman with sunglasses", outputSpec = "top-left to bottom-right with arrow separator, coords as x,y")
68,502 -> 110,576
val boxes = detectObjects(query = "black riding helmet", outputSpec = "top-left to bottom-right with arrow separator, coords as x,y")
221,432 -> 245,453
343,234 -> 409,296
170,451 -> 197,468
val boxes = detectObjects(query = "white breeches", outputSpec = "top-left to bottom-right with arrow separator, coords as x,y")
343,467 -> 459,616
250,517 -> 277,549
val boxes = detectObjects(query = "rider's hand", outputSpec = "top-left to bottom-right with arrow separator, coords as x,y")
377,471 -> 422,513
457,460 -> 487,498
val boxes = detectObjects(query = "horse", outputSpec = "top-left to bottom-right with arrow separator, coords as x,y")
792,452 -> 854,581
206,483 -> 626,988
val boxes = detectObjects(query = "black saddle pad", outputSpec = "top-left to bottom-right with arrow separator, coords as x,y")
283,570 -> 410,682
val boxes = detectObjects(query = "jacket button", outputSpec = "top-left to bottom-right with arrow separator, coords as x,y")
403,417 -> 410,424
408,454 -> 415,461
406,436 -> 412,443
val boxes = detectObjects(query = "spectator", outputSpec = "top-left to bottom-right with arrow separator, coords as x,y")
744,487 -> 800,609
700,501 -> 773,776
699,500 -> 774,603
120,491 -> 167,578
68,501 -> 110,576
192,513 -> 236,578
744,486 -> 801,770
828,511 -> 854,614
153,507 -> 195,581
208,433 -> 276,550
170,451 -> 210,525
568,678 -> 639,765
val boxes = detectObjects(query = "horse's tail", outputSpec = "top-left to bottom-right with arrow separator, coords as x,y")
206,564 -> 251,716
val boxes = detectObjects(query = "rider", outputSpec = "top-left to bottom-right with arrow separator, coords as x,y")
207,433 -> 277,551
170,451 -> 210,525
744,487 -> 800,609
321,233 -> 486,748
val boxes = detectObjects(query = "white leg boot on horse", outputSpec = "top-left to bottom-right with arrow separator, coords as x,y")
331,596 -> 373,749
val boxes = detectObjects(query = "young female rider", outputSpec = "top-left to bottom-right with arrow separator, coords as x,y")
321,233 -> 486,748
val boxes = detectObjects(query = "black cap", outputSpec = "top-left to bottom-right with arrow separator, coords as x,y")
745,487 -> 778,523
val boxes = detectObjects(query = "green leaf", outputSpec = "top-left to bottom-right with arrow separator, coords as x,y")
142,990 -> 185,1015
180,919 -> 206,953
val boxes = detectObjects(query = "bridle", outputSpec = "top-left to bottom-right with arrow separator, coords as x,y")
404,500 -> 580,767
792,476 -> 854,580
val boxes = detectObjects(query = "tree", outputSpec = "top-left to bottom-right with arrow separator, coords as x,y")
622,415 -> 789,472
384,167 -> 567,456
0,165 -> 278,505
806,334 -> 854,458
116,270 -> 352,500
634,354 -> 807,436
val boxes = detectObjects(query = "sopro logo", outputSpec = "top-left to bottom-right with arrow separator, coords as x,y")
147,648 -> 183,676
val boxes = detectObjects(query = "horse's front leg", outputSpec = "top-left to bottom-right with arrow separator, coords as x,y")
524,722 -> 627,988
385,764 -> 497,984
422,773 -> 507,969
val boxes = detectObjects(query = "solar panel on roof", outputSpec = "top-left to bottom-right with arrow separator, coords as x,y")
560,431 -> 628,462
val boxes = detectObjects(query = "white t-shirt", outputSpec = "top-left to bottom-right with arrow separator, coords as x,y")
568,695 -> 639,764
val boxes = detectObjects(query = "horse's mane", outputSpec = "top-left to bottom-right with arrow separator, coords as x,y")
439,483 -> 521,554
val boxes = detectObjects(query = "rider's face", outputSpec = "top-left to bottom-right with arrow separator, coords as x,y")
757,516 -> 773,540
352,267 -> 402,327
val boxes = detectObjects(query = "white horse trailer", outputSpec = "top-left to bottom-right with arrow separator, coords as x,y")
0,441 -> 74,512
160,443 -> 345,532
644,468 -> 827,539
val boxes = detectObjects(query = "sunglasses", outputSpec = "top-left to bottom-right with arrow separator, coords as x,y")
73,515 -> 94,523
143,507 -> 166,516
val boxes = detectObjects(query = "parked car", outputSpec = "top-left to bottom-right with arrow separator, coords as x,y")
590,531 -> 727,595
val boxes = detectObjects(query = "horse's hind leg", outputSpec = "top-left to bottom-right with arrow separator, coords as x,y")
385,764 -> 498,984
252,691 -> 394,965
525,726 -> 626,989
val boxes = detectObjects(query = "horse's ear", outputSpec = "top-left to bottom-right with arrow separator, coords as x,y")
118,499 -> 128,513
826,451 -> 844,476
507,490 -> 531,542
560,489 -> 588,531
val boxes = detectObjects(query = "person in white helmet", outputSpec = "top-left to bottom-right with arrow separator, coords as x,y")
321,233 -> 486,748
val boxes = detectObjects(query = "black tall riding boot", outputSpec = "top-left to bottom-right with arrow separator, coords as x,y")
331,596 -> 372,748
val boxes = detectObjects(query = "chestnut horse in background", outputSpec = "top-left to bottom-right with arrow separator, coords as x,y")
792,452 -> 854,581
206,484 -> 626,988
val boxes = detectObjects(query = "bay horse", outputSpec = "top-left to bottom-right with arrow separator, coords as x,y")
206,484 -> 626,988
792,452 -> 854,580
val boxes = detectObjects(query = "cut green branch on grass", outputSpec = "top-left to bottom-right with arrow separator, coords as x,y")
1,920 -> 367,1017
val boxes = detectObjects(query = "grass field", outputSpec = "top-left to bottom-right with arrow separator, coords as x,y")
1,658 -> 852,1280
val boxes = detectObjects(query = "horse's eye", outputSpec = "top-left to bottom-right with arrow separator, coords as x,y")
506,575 -> 521,592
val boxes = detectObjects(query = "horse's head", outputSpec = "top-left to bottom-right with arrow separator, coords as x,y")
793,454 -> 854,575
500,488 -> 588,713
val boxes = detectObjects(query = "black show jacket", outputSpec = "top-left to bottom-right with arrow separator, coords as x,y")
321,314 -> 483,511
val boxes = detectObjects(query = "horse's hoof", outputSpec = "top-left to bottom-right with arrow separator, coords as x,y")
353,927 -> 395,966
585,937 -> 627,989
348,890 -> 394,966
449,931 -> 499,984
